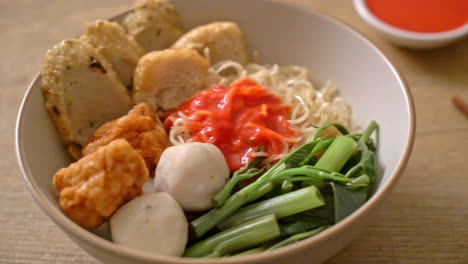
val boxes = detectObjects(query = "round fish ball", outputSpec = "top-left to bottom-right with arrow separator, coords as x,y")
109,192 -> 188,257
154,142 -> 230,211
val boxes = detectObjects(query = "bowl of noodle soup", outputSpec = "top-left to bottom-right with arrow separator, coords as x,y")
16,0 -> 415,263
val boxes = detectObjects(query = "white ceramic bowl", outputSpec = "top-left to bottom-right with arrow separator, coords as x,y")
353,0 -> 468,49
16,0 -> 415,263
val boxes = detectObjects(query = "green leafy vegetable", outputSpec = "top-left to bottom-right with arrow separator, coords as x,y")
288,182 -> 367,224
188,120 -> 379,256
191,140 -> 323,238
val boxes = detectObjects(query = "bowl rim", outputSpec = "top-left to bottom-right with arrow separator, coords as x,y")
353,0 -> 468,41
15,0 -> 416,263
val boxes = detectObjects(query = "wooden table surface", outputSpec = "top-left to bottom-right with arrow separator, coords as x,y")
1,0 -> 467,263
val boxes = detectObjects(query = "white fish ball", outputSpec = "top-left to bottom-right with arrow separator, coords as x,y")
154,142 -> 230,211
110,192 -> 188,257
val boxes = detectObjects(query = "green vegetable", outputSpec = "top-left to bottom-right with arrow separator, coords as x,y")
185,214 -> 280,258
288,182 -> 367,224
345,121 -> 378,178
280,180 -> 293,194
267,226 -> 328,251
331,183 -> 367,221
212,166 -> 264,207
190,140 -> 318,237
314,135 -> 357,172
285,140 -> 322,168
299,137 -> 333,166
279,219 -> 323,236
190,193 -> 247,238
246,182 -> 275,203
311,122 -> 350,141
234,246 -> 265,256
218,186 -> 324,230
269,166 -> 358,187
190,121 -> 378,243
344,121 -> 378,194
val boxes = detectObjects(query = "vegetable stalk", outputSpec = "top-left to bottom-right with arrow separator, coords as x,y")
314,135 -> 357,172
184,214 -> 280,258
191,121 -> 378,238
234,246 -> 265,256
246,182 -> 274,203
267,226 -> 328,251
190,153 -> 293,237
212,167 -> 264,207
218,185 -> 324,230
345,121 -> 378,178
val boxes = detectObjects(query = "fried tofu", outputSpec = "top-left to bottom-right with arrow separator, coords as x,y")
82,103 -> 169,173
122,0 -> 184,52
132,49 -> 209,110
53,139 -> 149,228
40,39 -> 133,149
80,20 -> 145,89
171,21 -> 250,65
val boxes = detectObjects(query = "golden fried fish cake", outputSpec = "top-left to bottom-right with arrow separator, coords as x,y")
122,0 -> 184,52
82,103 -> 169,173
132,49 -> 209,111
80,20 -> 145,89
171,21 -> 250,65
53,139 -> 148,228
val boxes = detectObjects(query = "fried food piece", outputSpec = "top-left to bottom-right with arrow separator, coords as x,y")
122,0 -> 184,52
132,49 -> 208,110
80,20 -> 145,90
82,103 -> 169,173
40,39 -> 133,149
171,22 -> 249,65
53,139 -> 149,228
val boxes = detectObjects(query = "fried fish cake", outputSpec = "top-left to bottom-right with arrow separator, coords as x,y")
82,103 -> 169,173
80,20 -> 145,89
40,39 -> 133,150
132,49 -> 208,111
53,139 -> 149,228
171,21 -> 250,65
122,0 -> 184,52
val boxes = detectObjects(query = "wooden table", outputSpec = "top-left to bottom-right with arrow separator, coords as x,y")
2,0 -> 467,263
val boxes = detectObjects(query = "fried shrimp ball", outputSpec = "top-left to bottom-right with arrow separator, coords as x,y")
82,103 -> 169,173
53,139 -> 149,228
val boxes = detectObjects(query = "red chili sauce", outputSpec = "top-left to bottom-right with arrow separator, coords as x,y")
164,78 -> 301,172
366,0 -> 468,33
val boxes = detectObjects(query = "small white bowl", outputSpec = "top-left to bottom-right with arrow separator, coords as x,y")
353,0 -> 468,49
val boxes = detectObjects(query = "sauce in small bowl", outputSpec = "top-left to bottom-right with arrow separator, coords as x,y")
354,0 -> 468,48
